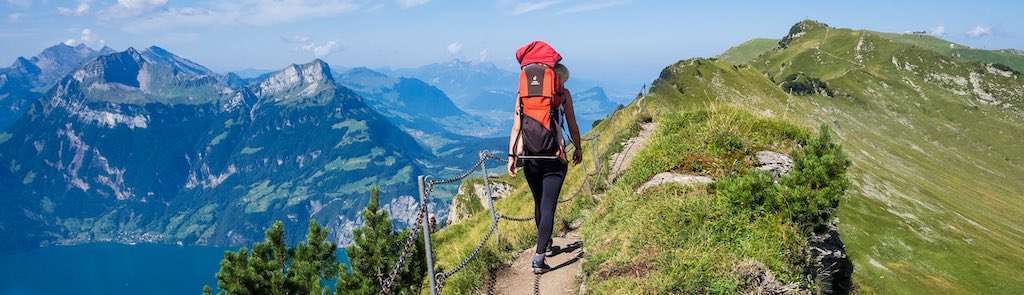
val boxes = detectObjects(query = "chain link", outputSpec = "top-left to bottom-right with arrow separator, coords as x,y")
434,214 -> 500,292
427,151 -> 504,188
380,187 -> 427,295
497,212 -> 535,222
534,273 -> 542,295
486,266 -> 498,295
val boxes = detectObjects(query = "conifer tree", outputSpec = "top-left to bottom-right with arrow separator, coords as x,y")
213,220 -> 339,294
338,186 -> 425,294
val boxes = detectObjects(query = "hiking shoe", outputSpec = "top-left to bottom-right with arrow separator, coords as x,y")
545,244 -> 561,257
532,260 -> 551,274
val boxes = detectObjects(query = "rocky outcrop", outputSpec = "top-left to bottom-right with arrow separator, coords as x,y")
804,222 -> 854,295
755,151 -> 793,180
734,260 -> 808,295
447,180 -> 512,225
473,182 -> 513,204
635,172 -> 713,194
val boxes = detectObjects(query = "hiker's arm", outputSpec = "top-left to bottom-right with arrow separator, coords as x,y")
508,98 -> 522,155
563,91 -> 583,155
507,98 -> 522,176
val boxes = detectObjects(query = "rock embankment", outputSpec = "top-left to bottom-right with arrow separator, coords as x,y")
446,180 -> 513,225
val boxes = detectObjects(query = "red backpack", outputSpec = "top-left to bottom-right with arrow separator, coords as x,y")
512,41 -> 566,160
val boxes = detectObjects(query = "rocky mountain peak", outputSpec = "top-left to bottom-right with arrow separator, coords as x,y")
10,57 -> 41,75
256,59 -> 337,101
781,19 -> 829,48
141,46 -> 214,77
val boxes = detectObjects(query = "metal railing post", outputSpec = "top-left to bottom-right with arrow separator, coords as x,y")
418,176 -> 438,295
480,152 -> 499,246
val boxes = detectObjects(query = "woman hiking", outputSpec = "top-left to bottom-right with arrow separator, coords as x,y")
506,41 -> 583,274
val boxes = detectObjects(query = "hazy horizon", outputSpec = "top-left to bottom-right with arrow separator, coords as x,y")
3,0 -> 1024,97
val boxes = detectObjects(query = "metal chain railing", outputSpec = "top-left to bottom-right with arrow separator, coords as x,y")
498,212 -> 535,222
380,139 -> 601,294
379,176 -> 430,295
534,273 -> 542,295
378,151 -> 506,295
434,215 -> 498,290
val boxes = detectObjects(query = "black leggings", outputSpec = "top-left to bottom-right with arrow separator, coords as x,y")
523,159 -> 567,255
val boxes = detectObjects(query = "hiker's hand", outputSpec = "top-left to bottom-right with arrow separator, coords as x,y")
507,156 -> 517,177
572,148 -> 583,165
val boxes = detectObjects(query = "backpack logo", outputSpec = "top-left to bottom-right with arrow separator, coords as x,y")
530,75 -> 541,86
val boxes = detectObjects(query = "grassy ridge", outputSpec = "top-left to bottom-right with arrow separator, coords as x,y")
642,21 -> 1024,293
718,38 -> 780,65
750,21 -> 1024,293
582,106 -> 848,293
875,32 -> 1024,73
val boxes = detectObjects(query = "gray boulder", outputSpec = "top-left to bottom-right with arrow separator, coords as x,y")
756,151 -> 793,179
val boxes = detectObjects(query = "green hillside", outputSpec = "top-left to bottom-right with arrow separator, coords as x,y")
695,21 -> 1022,293
718,38 -> 780,65
428,20 -> 1024,294
875,32 -> 1024,73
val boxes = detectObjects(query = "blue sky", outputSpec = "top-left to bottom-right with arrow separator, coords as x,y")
2,0 -> 1022,89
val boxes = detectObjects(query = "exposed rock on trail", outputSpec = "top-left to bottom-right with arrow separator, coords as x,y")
608,122 -> 657,182
635,172 -> 713,194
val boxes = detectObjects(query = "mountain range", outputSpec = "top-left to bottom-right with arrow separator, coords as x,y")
0,43 -> 115,129
381,59 -> 623,133
0,46 -> 435,252
0,42 -> 620,253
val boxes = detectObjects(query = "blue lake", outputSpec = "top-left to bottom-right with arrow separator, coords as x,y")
0,243 -> 350,295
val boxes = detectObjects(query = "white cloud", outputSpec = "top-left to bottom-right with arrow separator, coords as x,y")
127,0 -> 360,31
302,41 -> 340,58
397,0 -> 429,9
928,25 -> 945,36
63,28 -> 106,47
447,42 -> 463,55
58,1 -> 92,16
511,1 -> 561,15
282,34 -> 341,58
556,0 -> 627,15
7,13 -> 22,23
966,25 -> 992,37
100,0 -> 168,18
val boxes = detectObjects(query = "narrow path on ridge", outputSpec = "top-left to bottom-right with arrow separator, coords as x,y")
492,231 -> 584,295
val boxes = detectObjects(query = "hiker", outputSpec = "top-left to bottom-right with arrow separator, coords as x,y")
506,41 -> 583,274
